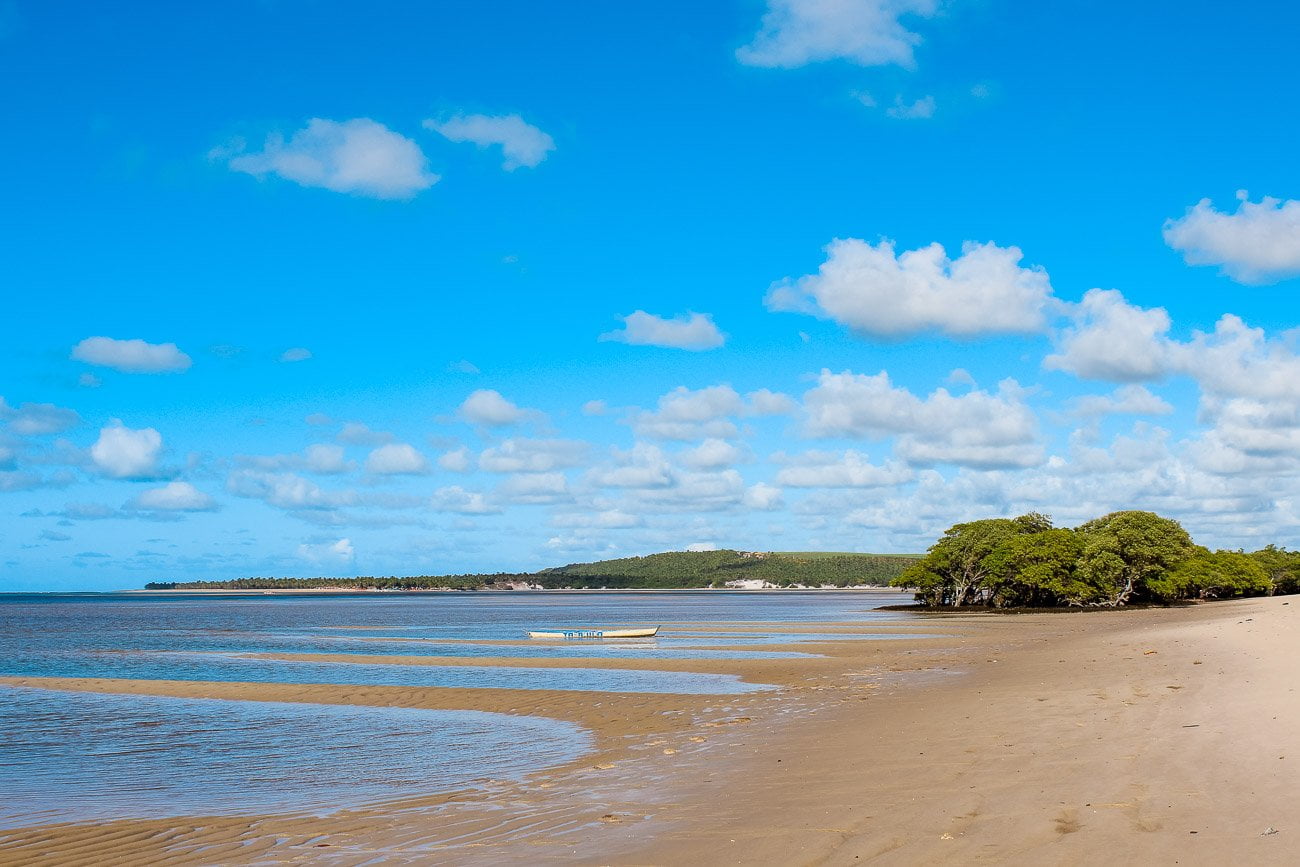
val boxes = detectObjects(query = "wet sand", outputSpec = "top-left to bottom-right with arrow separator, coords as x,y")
0,598 -> 1296,864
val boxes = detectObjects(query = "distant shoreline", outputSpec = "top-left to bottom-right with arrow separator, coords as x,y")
126,585 -> 903,595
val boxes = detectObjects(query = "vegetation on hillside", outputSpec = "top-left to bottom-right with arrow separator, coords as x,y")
893,510 -> 1287,608
144,549 -> 920,591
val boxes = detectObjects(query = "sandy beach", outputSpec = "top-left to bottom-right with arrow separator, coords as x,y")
0,597 -> 1295,865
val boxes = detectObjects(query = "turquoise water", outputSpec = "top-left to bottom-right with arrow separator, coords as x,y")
0,591 -> 916,826
0,686 -> 591,829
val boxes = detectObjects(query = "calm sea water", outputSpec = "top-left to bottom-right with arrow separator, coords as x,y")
0,591 -> 914,826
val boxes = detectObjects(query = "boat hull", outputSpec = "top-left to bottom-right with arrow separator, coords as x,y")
526,627 -> 660,640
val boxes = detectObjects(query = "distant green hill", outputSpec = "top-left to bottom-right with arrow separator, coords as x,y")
145,549 -> 920,591
537,549 -> 920,588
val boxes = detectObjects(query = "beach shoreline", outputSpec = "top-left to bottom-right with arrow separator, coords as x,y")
0,598 -> 1295,864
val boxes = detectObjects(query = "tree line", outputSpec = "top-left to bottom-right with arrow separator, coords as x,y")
145,549 -> 921,591
892,510 -> 1300,608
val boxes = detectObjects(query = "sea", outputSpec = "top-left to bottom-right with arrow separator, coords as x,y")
0,590 -> 915,829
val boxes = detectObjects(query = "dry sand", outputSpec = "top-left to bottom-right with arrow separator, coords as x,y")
0,597 -> 1295,865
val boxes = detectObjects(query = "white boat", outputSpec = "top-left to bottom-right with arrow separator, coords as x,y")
526,626 -> 660,640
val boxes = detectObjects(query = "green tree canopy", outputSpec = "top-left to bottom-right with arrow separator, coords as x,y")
893,513 -> 1054,607
1074,511 -> 1195,606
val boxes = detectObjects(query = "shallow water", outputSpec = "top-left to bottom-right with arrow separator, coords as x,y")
0,590 -> 918,826
0,686 -> 591,829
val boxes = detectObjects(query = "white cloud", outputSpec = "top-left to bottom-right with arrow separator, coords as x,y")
633,469 -> 747,512
0,398 -> 80,435
238,444 -> 354,475
743,483 -> 784,511
129,481 -> 217,512
479,439 -> 588,473
631,385 -> 745,441
1178,314 -> 1300,402
551,509 -> 644,529
737,0 -> 938,69
1071,385 -> 1174,417
438,447 -> 473,472
747,389 -> 796,416
1044,289 -> 1173,382
227,470 -> 355,510
802,369 -> 1042,469
497,472 -> 570,505
90,422 -> 163,479
304,444 -> 350,474
449,359 -> 480,374
298,537 -> 355,565
337,422 -> 394,446
281,347 -> 312,362
678,438 -> 746,470
587,443 -> 674,489
224,118 -> 437,199
599,311 -> 726,350
459,389 -> 538,427
774,449 -> 913,487
365,442 -> 429,475
581,400 -> 608,416
424,114 -> 554,170
765,239 -> 1053,337
72,337 -> 191,374
430,486 -> 501,515
1163,191 -> 1300,284
885,94 -> 935,119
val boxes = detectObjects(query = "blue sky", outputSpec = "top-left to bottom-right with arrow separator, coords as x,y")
4,0 -> 1300,590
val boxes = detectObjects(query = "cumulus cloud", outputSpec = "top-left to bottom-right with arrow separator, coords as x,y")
496,472 -> 570,505
227,469 -> 355,510
1163,191 -> 1300,284
1,470 -> 76,492
238,444 -> 353,475
765,239 -> 1053,337
128,481 -> 217,512
304,444 -> 350,474
632,469 -> 747,513
337,422 -> 394,446
599,311 -> 726,350
438,447 -> 473,472
430,485 -> 501,515
298,537 -> 355,565
90,422 -> 164,479
885,94 -> 935,119
802,369 -> 1042,469
280,347 -> 312,362
737,0 -> 938,69
458,389 -> 540,427
365,443 -> 430,475
223,118 -> 438,199
743,482 -> 784,511
1045,289 -> 1173,382
774,449 -> 914,487
478,439 -> 588,473
678,438 -> 747,470
631,385 -> 746,441
587,443 -> 674,489
0,398 -> 80,435
551,509 -> 644,529
1070,385 -> 1174,418
424,114 -> 554,170
72,337 -> 191,373
1180,315 -> 1300,401
748,389 -> 797,416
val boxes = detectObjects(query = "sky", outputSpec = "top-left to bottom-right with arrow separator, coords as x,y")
4,0 -> 1300,590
